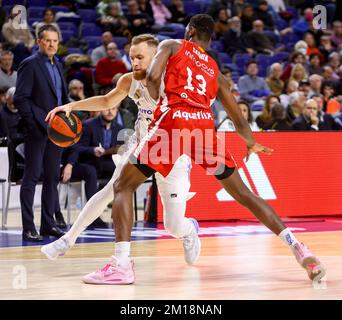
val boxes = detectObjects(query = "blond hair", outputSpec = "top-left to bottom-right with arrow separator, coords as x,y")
131,34 -> 159,47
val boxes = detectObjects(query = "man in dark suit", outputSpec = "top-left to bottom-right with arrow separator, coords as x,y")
78,107 -> 124,183
14,25 -> 68,241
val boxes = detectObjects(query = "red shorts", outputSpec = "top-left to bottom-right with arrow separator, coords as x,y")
133,104 -> 236,177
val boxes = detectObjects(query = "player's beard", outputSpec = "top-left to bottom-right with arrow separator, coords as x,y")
133,69 -> 146,80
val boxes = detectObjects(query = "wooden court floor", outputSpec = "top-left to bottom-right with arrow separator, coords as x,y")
0,231 -> 342,300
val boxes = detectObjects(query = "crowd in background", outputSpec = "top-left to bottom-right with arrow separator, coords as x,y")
0,0 -> 341,233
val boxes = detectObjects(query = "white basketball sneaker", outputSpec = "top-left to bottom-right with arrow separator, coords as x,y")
41,236 -> 71,260
183,218 -> 201,265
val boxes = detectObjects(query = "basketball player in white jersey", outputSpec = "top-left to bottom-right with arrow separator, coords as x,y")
42,34 -> 201,272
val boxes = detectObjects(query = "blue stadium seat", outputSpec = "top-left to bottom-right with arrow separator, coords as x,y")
218,52 -> 232,64
166,23 -> 185,38
113,37 -> 129,49
27,0 -> 48,6
80,23 -> 102,37
286,6 -> 299,20
3,0 -> 25,4
67,48 -> 84,55
275,19 -> 289,31
56,16 -> 81,25
28,7 -> 45,20
280,32 -> 301,47
3,6 -> 12,15
84,36 -> 102,49
59,22 -> 78,37
156,34 -> 171,41
78,9 -> 98,23
264,30 -> 280,44
234,53 -> 252,68
61,30 -> 76,42
49,6 -> 70,13
271,52 -> 290,63
211,40 -> 224,52
222,63 -> 238,73
158,30 -> 178,38
256,54 -> 272,67
183,1 -> 202,14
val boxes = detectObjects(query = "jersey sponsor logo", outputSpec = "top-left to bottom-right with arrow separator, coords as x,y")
193,47 -> 208,62
216,154 -> 277,201
172,110 -> 213,121
185,50 -> 215,76
139,107 -> 153,116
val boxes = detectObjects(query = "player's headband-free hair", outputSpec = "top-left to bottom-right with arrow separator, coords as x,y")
131,34 -> 159,47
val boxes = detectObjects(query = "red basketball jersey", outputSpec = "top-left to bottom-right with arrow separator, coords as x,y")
160,40 -> 219,110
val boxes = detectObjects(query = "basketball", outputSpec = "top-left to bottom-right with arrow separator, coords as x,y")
47,112 -> 82,147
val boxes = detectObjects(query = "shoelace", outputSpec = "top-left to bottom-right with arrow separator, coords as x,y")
183,233 -> 194,250
55,237 -> 69,251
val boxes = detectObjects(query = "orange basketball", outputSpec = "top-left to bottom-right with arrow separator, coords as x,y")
47,112 -> 82,148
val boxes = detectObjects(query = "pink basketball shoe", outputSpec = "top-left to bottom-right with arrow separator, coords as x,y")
82,257 -> 135,285
291,243 -> 326,282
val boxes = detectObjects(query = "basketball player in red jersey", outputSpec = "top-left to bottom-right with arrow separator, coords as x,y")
83,14 -> 325,284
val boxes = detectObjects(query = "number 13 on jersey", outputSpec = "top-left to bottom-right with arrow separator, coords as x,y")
184,67 -> 207,96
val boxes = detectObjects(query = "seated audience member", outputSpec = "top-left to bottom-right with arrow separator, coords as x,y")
95,42 -> 128,93
238,60 -> 270,106
218,100 -> 259,132
321,81 -> 341,115
298,79 -> 311,98
78,107 -> 124,182
246,20 -> 274,55
281,51 -> 307,82
265,103 -> 292,131
292,98 -> 342,131
97,0 -> 123,17
240,4 -> 255,33
138,0 -> 154,19
322,65 -> 339,82
289,63 -> 308,83
303,32 -> 323,60
1,8 -> 35,67
168,0 -> 191,26
68,79 -> 86,102
254,0 -> 274,30
91,31 -> 114,67
0,50 -> 17,90
121,42 -> 132,71
222,68 -> 240,99
223,16 -> 252,56
214,8 -> 230,39
125,0 -> 154,36
331,20 -> 342,48
150,0 -> 172,26
308,74 -> 323,98
280,80 -> 299,107
328,52 -> 341,74
255,95 -> 281,130
319,35 -> 335,62
287,91 -> 306,123
307,53 -> 323,76
34,9 -> 63,41
266,63 -> 284,96
97,2 -> 130,37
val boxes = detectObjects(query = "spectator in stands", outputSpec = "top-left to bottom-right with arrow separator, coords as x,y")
97,0 -> 123,17
150,0 -> 172,26
287,91 -> 306,123
78,107 -> 124,182
322,65 -> 339,82
254,0 -> 274,30
232,0 -> 245,17
321,81 -> 341,115
125,0 -> 154,36
91,31 -> 114,67
255,95 -> 280,130
280,79 -> 299,107
34,9 -> 63,42
0,51 -> 17,90
265,103 -> 292,131
240,4 -> 255,33
289,63 -> 308,83
298,79 -> 311,98
308,74 -> 323,98
303,32 -> 323,61
222,16 -> 252,56
307,53 -> 323,76
121,42 -> 132,71
68,79 -> 86,102
1,8 -> 35,67
97,2 -> 130,37
0,87 -> 7,111
333,65 -> 342,99
294,40 -> 308,57
279,8 -> 312,37
207,0 -> 232,20
168,0 -> 191,26
246,20 -> 274,54
331,20 -> 342,47
0,87 -> 23,141
266,63 -> 284,96
222,68 -> 240,99
328,52 -> 341,74
319,35 -> 335,62
95,42 -> 128,93
238,60 -> 270,106
138,0 -> 154,20
218,100 -> 259,132
214,8 -> 230,39
281,51 -> 307,82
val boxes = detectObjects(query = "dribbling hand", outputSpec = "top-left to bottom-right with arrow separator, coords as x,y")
246,143 -> 273,162
45,105 -> 72,123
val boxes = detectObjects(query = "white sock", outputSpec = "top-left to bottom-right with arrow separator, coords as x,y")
114,241 -> 131,267
278,228 -> 300,248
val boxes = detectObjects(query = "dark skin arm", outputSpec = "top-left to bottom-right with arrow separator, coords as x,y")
217,72 -> 273,161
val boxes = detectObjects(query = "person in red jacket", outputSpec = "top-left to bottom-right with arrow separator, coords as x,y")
95,42 -> 128,93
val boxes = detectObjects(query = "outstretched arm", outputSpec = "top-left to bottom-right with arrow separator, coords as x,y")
146,39 -> 179,101
45,73 -> 132,122
217,72 -> 273,161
